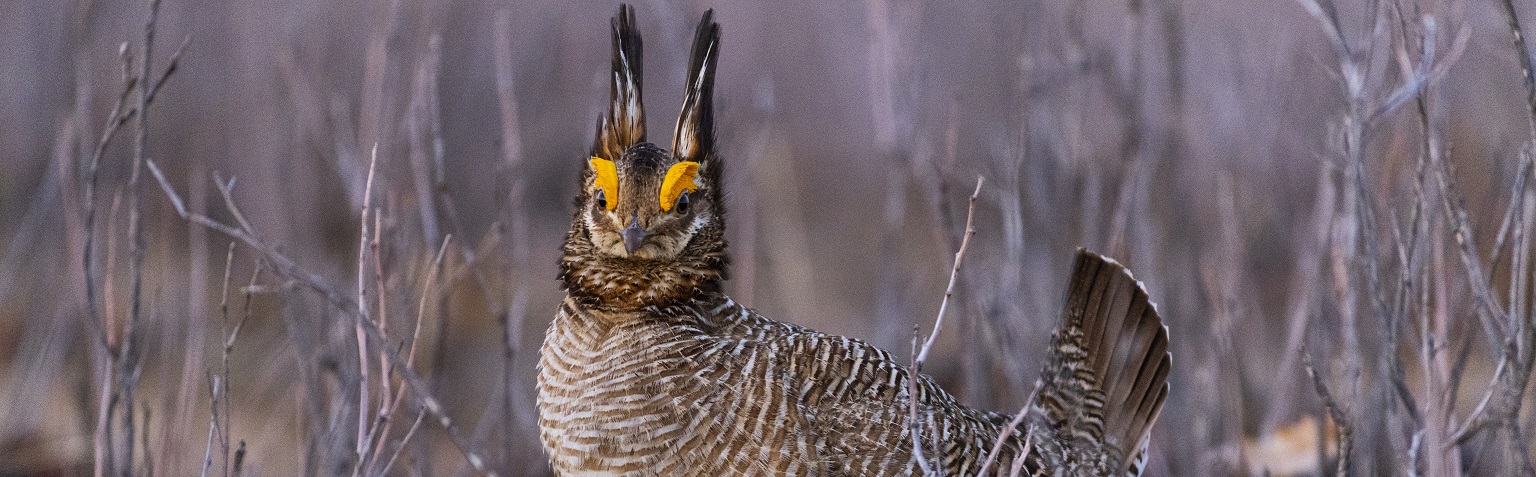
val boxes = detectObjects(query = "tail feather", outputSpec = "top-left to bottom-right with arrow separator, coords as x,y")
1035,248 -> 1170,474
593,4 -> 646,161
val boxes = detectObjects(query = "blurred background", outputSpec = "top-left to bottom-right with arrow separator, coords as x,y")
2,0 -> 1534,475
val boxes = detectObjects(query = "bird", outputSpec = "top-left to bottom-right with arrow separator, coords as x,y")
536,5 -> 1172,476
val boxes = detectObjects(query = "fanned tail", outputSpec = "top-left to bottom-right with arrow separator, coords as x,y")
1033,248 -> 1171,475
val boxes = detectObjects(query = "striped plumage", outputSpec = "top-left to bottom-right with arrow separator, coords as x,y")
537,6 -> 1171,476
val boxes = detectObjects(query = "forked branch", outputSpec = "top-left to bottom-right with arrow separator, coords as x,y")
146,160 -> 498,476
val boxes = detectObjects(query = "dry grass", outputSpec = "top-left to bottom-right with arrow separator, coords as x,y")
2,0 -> 1535,475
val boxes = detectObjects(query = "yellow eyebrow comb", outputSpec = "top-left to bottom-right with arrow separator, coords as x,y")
659,161 -> 699,211
590,157 -> 619,210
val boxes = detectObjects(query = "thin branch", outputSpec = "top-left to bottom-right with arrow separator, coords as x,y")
82,28 -> 187,336
1305,349 -> 1353,476
81,33 -> 187,349
199,243 -> 234,477
976,388 -> 1039,476
146,160 -> 498,476
230,441 -> 245,477
82,44 -> 136,353
83,15 -> 182,477
354,145 -> 378,466
366,234 -> 452,474
908,175 -> 984,475
224,250 -> 256,477
198,374 -> 220,477
1500,0 -> 1536,139
1438,149 -> 1514,345
377,409 -> 427,477
916,176 -> 985,365
126,0 -> 163,359
907,331 -> 932,475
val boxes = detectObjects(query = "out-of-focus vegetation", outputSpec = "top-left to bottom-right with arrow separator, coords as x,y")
1,0 -> 1534,475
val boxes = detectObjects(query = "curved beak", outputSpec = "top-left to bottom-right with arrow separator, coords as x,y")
621,217 -> 649,255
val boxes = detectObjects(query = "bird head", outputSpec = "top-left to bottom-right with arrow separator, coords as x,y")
580,143 -> 718,260
560,5 -> 727,310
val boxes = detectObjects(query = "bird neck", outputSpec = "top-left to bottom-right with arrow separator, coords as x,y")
559,222 -> 729,313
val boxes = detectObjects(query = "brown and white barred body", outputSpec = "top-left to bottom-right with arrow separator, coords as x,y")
536,6 -> 1171,476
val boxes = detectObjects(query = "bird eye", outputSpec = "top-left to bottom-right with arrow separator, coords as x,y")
595,188 -> 608,210
674,191 -> 690,214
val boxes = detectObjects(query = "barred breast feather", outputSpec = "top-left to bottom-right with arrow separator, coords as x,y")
537,295 -> 1034,476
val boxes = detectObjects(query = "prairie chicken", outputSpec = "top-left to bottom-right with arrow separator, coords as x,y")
537,6 -> 1172,476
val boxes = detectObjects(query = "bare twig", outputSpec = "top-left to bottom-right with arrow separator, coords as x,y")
363,212 -> 392,475
908,176 -> 984,474
354,145 -> 379,467
1443,162 -> 1531,446
916,176 -> 985,365
224,258 -> 257,477
1402,43 -> 1458,475
907,331 -> 932,475
146,160 -> 498,476
365,234 -> 452,474
230,441 -> 244,477
1500,0 -> 1536,139
126,0 -> 163,367
492,12 -> 533,463
200,243 -> 235,477
1305,349 -> 1353,476
976,387 -> 1039,476
83,43 -> 136,352
1291,3 -> 1486,474
121,3 -> 181,469
198,374 -> 220,477
78,2 -> 189,474
83,31 -> 187,339
377,409 -> 427,477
